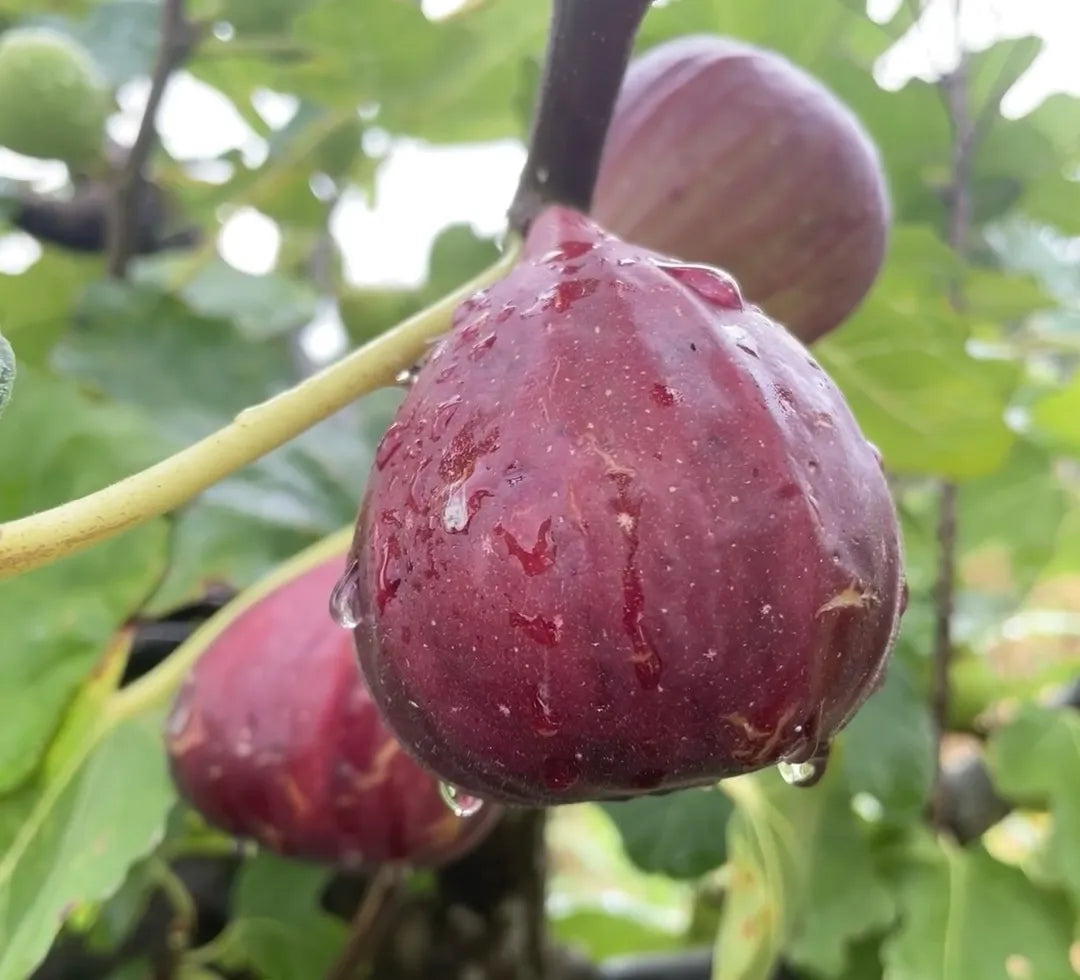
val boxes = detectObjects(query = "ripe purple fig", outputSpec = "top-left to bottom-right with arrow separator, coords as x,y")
592,35 -> 890,344
344,206 -> 905,806
165,536 -> 501,868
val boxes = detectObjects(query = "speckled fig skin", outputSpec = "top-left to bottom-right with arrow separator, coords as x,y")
347,205 -> 905,806
166,548 -> 501,867
593,35 -> 889,344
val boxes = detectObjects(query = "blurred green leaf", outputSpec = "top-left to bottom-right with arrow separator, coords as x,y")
841,660 -> 934,822
203,853 -> 346,980
817,227 -> 1018,479
713,764 -> 893,980
0,638 -> 176,980
958,439 -> 1066,592
602,788 -> 732,880
53,280 -> 401,610
0,250 -> 99,365
548,804 -> 695,962
1031,375 -> 1080,457
133,257 -> 320,340
987,704 -> 1080,905
0,367 -> 168,791
881,840 -> 1074,980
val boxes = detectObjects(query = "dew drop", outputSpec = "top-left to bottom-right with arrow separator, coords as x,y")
867,441 -> 885,469
657,261 -> 744,310
395,365 -> 420,388
439,781 -> 485,817
722,324 -> 760,358
329,559 -> 363,628
375,422 -> 407,470
542,756 -> 581,791
778,744 -> 830,788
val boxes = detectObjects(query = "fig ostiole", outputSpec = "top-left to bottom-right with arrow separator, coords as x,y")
165,533 -> 501,869
593,35 -> 890,344
344,205 -> 906,808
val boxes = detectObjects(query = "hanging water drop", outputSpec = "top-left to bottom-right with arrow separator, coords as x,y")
329,559 -> 363,629
395,365 -> 421,388
439,781 -> 485,817
778,743 -> 830,788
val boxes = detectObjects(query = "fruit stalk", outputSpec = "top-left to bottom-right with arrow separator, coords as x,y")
0,245 -> 520,581
507,0 -> 652,233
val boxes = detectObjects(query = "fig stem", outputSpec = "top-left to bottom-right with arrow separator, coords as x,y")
0,244 -> 521,581
507,0 -> 652,233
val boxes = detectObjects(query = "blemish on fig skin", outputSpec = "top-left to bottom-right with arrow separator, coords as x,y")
816,584 -> 877,616
509,610 -> 562,647
651,383 -> 680,407
495,518 -> 556,575
609,472 -> 662,690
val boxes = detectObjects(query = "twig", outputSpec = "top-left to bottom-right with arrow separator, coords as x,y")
930,28 -> 971,832
325,866 -> 403,980
107,0 -> 194,277
507,0 -> 652,233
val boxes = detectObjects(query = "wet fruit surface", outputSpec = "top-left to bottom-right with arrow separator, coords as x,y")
593,35 -> 890,344
166,549 -> 501,867
346,205 -> 905,806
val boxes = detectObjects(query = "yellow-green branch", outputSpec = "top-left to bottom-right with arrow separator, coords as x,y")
0,244 -> 520,581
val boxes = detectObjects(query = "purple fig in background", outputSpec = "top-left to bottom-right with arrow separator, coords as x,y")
592,35 -> 890,344
165,535 -> 501,868
343,205 -> 905,807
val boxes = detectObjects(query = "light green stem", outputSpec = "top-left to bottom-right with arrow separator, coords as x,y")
0,244 -> 520,581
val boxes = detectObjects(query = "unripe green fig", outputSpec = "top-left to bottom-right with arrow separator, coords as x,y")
0,331 -> 13,418
0,28 -> 108,167
593,35 -> 890,344
343,206 -> 905,807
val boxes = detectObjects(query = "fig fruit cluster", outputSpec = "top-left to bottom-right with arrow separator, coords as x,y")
593,35 -> 889,344
166,545 -> 500,868
0,28 -> 107,167
344,205 -> 905,807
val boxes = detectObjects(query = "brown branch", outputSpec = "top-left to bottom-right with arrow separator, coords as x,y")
325,866 -> 403,980
929,33 -> 973,832
107,0 -> 195,277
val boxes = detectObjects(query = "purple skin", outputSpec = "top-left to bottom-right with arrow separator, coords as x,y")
166,552 -> 501,868
347,205 -> 905,806
592,35 -> 890,344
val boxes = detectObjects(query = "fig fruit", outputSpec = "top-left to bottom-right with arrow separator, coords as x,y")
344,205 -> 905,807
166,535 -> 501,867
592,35 -> 889,344
0,28 -> 107,167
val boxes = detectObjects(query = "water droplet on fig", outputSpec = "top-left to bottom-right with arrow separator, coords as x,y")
656,261 -> 744,310
778,744 -> 830,787
867,441 -> 885,469
329,560 -> 363,628
375,421 -> 407,470
778,760 -> 818,786
542,755 -> 581,790
439,781 -> 485,818
395,366 -> 420,388
722,324 -> 760,358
